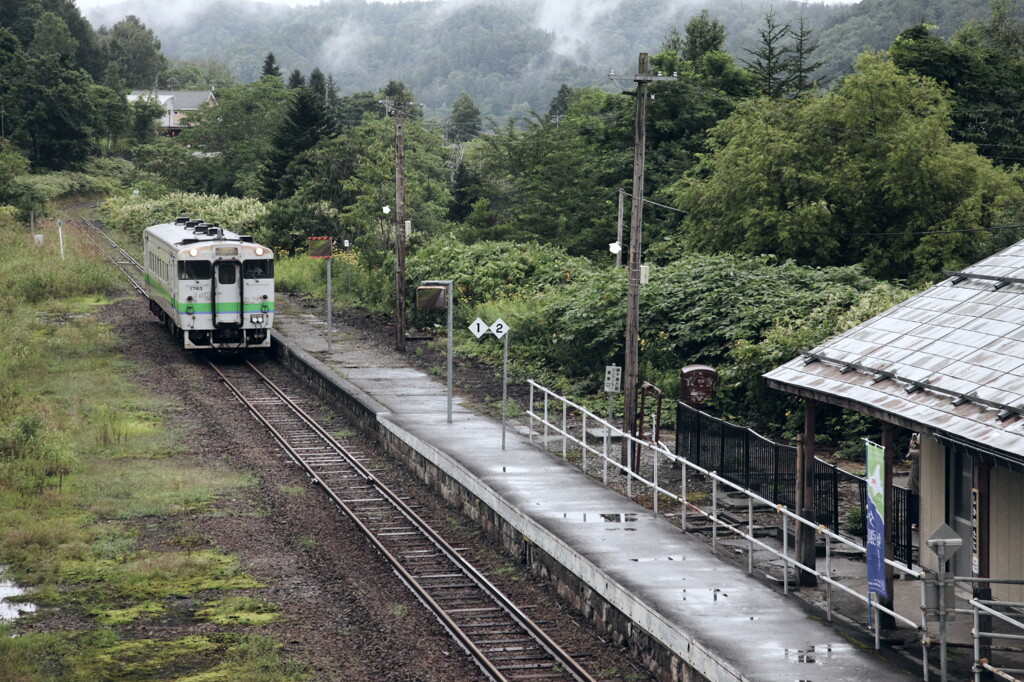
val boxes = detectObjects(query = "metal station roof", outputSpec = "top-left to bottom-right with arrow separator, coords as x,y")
765,239 -> 1024,465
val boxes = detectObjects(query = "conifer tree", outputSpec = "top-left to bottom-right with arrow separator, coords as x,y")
259,82 -> 336,201
788,16 -> 822,95
744,9 -> 793,99
261,52 -> 281,78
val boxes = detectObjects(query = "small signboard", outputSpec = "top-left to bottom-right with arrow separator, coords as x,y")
308,236 -> 333,259
491,318 -> 508,339
604,365 -> 622,393
469,318 -> 489,338
680,365 -> 718,405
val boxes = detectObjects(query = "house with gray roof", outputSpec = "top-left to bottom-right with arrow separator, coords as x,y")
765,238 -> 1024,603
127,90 -> 217,136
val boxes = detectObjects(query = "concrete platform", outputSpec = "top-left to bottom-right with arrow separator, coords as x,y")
271,309 -> 919,681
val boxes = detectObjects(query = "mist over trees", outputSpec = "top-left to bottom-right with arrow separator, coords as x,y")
79,0 -> 1002,119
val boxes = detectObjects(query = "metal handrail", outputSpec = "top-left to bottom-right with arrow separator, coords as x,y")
526,381 -> 923,637
970,595 -> 1024,682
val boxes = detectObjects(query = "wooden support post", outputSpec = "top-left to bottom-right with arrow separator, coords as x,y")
796,399 -> 818,587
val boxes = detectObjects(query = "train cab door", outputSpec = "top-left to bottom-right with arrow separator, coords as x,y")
213,261 -> 242,327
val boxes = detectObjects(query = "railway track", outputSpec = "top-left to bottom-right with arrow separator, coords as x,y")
67,206 -> 147,295
209,358 -> 598,682
72,215 -> 613,681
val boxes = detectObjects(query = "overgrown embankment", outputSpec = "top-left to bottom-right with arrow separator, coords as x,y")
0,219 -> 305,681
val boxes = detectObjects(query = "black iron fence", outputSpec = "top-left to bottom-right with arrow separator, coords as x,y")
676,401 -> 913,566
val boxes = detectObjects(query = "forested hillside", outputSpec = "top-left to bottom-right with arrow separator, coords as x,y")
81,0 -> 998,118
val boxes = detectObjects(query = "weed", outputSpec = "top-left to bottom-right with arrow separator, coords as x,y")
845,506 -> 866,537
387,603 -> 408,618
0,218 -> 296,679
496,564 -> 521,580
686,491 -> 709,505
197,596 -> 281,626
299,536 -> 316,550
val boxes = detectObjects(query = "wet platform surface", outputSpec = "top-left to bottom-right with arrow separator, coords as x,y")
273,307 -> 916,681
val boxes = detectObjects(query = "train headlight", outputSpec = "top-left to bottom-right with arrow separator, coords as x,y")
255,247 -> 265,256
250,314 -> 265,325
188,247 -> 198,257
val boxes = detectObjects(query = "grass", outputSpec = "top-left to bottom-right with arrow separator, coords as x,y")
197,596 -> 281,626
0,219 -> 305,681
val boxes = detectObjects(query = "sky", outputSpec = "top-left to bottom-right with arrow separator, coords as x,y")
75,0 -> 419,8
76,0 -> 859,9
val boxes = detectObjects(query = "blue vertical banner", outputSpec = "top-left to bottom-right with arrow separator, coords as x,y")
865,440 -> 887,598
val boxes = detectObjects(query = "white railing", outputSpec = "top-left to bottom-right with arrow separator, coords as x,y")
527,380 -> 925,654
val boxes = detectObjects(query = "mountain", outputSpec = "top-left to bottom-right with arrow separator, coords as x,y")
83,0 -> 1000,118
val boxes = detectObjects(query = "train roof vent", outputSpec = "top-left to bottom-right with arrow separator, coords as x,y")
194,223 -> 210,234
175,215 -> 189,224
239,235 -> 254,243
186,220 -> 202,229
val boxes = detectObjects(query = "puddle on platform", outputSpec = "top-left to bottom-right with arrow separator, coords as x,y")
759,643 -> 851,665
0,568 -> 36,622
559,512 -> 638,524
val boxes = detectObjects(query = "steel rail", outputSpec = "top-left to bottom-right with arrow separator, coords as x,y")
208,359 -> 596,682
68,207 -> 147,296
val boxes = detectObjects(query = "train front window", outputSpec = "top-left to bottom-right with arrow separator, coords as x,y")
243,259 -> 274,279
217,263 -> 237,285
178,260 -> 212,280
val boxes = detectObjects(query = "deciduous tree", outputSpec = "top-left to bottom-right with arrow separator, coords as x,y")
673,52 -> 1024,282
100,15 -> 167,89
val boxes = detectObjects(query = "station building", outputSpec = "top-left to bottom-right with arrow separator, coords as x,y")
765,239 -> 1024,601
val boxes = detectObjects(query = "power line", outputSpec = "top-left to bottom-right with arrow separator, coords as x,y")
780,223 -> 1024,238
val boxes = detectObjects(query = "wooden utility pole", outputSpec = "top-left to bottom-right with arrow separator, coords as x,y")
394,103 -> 407,352
622,53 -> 675,469
796,400 -> 818,587
615,188 -> 624,268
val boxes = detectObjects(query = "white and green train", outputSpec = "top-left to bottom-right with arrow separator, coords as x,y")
143,217 -> 274,350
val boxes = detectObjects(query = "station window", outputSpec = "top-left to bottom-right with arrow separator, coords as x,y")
242,259 -> 274,279
178,260 -> 213,280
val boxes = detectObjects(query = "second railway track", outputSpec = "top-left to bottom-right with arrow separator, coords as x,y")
209,358 -> 598,682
